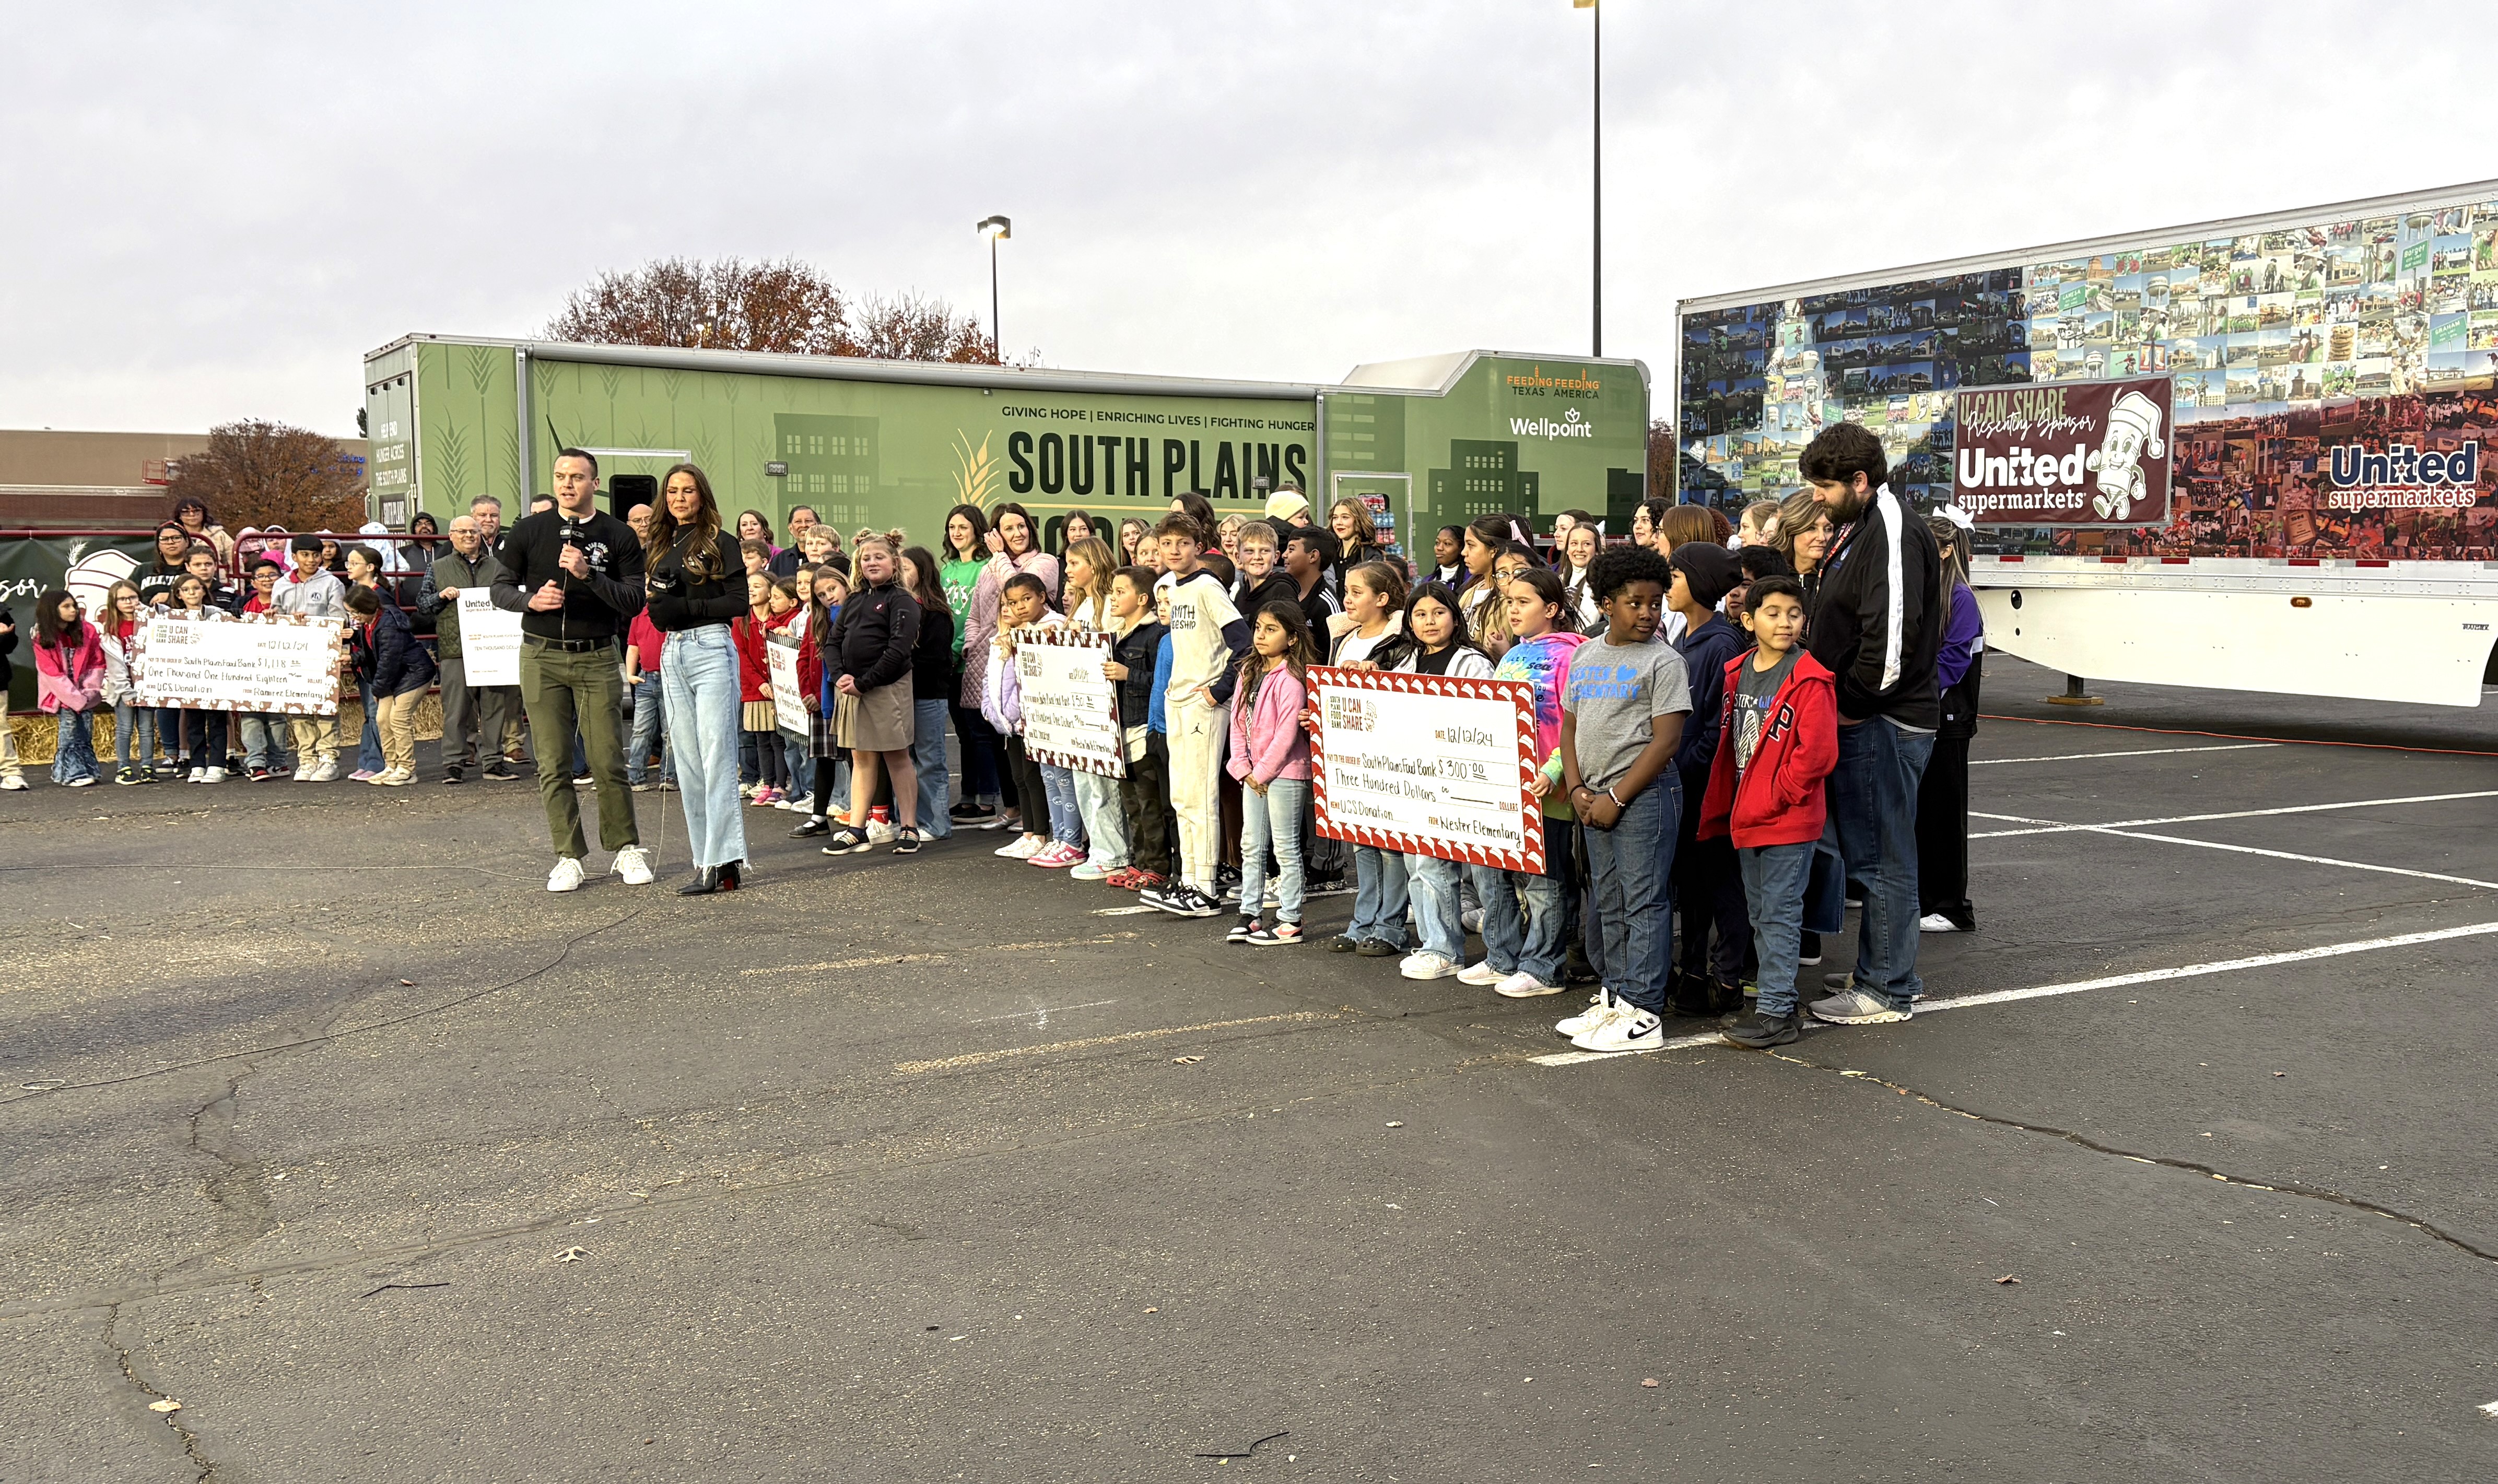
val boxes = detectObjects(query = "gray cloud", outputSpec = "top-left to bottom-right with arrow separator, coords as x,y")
2,1 -> 2483,433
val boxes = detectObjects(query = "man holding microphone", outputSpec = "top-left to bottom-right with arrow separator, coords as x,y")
491,449 -> 654,891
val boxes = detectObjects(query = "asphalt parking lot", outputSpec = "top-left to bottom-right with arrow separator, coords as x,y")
3,652 -> 2494,1482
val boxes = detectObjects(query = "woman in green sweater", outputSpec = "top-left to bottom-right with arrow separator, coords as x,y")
941,503 -> 1002,823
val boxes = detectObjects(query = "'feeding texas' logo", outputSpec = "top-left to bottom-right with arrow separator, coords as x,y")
2325,442 -> 2481,510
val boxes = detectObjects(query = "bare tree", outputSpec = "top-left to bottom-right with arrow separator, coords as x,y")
547,257 -> 1009,364
166,419 -> 366,532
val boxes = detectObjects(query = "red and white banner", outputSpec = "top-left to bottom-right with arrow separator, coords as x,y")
1309,666 -> 1543,873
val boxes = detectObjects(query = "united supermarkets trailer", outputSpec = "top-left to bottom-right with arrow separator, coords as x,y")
1676,178 -> 2498,708
360,340 -> 1650,566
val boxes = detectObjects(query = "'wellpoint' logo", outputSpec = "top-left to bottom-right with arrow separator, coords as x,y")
2325,441 -> 2481,510
1509,407 -> 1596,440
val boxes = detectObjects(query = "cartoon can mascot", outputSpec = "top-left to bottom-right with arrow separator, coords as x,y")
2087,389 -> 2167,521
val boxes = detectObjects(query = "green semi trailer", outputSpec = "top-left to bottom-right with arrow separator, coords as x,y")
360,338 -> 1650,557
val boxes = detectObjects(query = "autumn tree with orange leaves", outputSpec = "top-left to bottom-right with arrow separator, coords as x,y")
546,257 -> 1011,365
165,419 -> 367,533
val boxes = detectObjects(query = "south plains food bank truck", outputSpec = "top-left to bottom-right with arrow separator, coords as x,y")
362,339 -> 1649,564
1676,178 -> 2498,708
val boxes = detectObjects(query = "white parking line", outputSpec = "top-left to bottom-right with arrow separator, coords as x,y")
1969,790 -> 2498,839
1971,743 -> 2280,766
2092,829 -> 2498,892
1532,921 -> 2498,1067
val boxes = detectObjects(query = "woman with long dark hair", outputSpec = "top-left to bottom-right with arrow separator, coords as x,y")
1918,512 -> 1984,935
959,501 -> 1059,834
646,463 -> 753,894
939,502 -> 1004,823
898,545 -> 957,842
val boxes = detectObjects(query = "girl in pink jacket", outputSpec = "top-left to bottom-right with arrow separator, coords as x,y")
32,589 -> 106,786
1223,599 -> 1317,946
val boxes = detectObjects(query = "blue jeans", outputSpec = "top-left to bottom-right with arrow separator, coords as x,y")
238,713 -> 292,771
661,625 -> 747,869
1740,841 -> 1816,1017
782,731 -> 812,802
154,706 -> 182,764
912,699 -> 954,839
1830,719 -> 1935,1008
52,708 -> 99,783
113,700 -> 156,771
1348,845 -> 1411,948
1240,776 -> 1309,923
1074,769 -> 1124,866
1407,855 -> 1465,961
1039,761 -> 1083,847
627,672 -> 671,785
358,705 -> 384,773
1470,815 -> 1574,984
1582,777 -> 1678,1014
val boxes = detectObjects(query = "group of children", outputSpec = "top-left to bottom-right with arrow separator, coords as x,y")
941,505 -> 1857,1055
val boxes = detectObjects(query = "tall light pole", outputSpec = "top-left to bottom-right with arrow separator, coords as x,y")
1578,0 -> 1600,357
977,215 -> 1012,364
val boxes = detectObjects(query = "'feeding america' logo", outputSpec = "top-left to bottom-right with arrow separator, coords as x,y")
2325,441 -> 2481,510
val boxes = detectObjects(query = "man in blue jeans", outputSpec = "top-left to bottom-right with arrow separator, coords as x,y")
1797,423 -> 1944,1024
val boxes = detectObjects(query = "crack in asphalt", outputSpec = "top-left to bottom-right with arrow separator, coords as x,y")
104,1301 -> 219,1482
1756,1047 -> 2498,1266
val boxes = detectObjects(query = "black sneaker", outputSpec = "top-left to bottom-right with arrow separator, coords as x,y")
440,767 -> 463,785
819,826 -> 872,855
950,799 -> 996,822
1227,915 -> 1259,945
1722,1008 -> 1802,1049
1304,875 -> 1352,899
113,767 -> 138,786
483,761 -> 517,781
790,816 -> 831,838
1326,934 -> 1361,953
248,765 -> 272,782
1563,948 -> 1600,985
1136,882 -> 1184,913
1797,931 -> 1822,966
1247,919 -> 1304,946
1170,886 -> 1224,920
890,827 -> 922,855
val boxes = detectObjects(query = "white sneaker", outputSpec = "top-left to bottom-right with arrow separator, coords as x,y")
0,776 -> 26,791
1070,860 -> 1112,881
1919,913 -> 1963,933
1555,990 -> 1616,1038
611,844 -> 655,885
866,819 -> 897,844
311,756 -> 342,782
996,835 -> 1046,859
1399,951 -> 1461,981
547,856 -> 585,893
1455,960 -> 1506,987
1494,970 -> 1564,998
66,775 -> 96,788
186,767 -> 206,783
1572,1007 -> 1667,1053
202,767 -> 227,784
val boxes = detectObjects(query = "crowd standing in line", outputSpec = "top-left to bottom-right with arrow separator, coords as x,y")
6,428 -> 1980,1052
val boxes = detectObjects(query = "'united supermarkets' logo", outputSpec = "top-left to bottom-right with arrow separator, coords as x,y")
1510,407 -> 1596,440
2325,440 -> 2481,510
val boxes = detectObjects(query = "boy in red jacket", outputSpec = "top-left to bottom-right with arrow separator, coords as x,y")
1698,576 -> 1839,1048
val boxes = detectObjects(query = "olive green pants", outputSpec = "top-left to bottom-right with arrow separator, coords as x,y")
520,639 -> 638,860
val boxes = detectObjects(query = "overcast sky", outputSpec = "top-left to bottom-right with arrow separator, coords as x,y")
3,1 -> 2489,438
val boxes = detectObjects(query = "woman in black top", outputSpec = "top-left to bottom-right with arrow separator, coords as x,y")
818,535 -> 923,855
643,463 -> 752,894
899,546 -> 958,844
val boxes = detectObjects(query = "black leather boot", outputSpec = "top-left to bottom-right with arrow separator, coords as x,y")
677,866 -> 722,896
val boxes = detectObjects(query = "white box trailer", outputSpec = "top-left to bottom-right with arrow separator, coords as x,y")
1675,178 -> 2498,707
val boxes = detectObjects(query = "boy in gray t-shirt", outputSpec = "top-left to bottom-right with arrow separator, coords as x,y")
1558,545 -> 1695,1055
